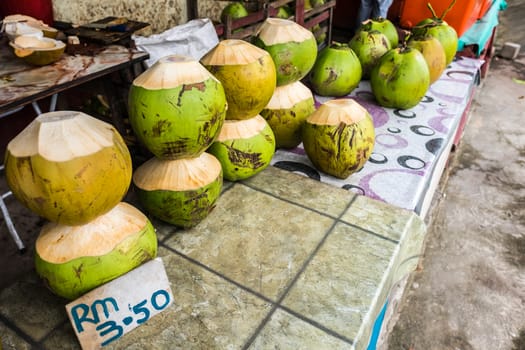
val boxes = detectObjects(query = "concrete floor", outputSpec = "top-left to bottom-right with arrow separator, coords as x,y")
383,1 -> 525,349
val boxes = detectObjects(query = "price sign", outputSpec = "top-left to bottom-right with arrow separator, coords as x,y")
65,258 -> 173,349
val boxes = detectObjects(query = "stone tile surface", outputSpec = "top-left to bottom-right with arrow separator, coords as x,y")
0,320 -> 32,350
163,184 -> 335,301
243,166 -> 356,218
249,308 -> 352,349
106,251 -> 272,349
0,273 -> 67,342
281,222 -> 396,349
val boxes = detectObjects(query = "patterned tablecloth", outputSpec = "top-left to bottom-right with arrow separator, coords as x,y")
271,56 -> 484,215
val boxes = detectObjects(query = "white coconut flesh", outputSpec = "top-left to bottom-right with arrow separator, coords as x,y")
307,99 -> 369,125
132,55 -> 218,90
133,152 -> 222,191
215,114 -> 269,141
265,80 -> 313,109
7,111 -> 119,161
36,202 -> 151,263
200,39 -> 270,66
256,18 -> 314,45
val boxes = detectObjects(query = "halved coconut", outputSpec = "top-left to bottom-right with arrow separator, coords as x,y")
207,115 -> 275,181
302,99 -> 375,179
4,111 -> 133,226
200,39 -> 276,120
260,80 -> 315,149
128,55 -> 227,159
9,35 -> 65,66
3,14 -> 58,39
35,202 -> 157,300
133,152 -> 223,228
253,18 -> 318,86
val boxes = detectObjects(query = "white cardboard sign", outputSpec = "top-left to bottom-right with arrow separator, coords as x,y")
65,258 -> 173,349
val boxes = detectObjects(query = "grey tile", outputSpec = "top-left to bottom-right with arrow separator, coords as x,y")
243,166 -> 356,217
163,184 -> 335,300
0,272 -> 67,342
281,222 -> 395,348
249,308 -> 352,350
0,319 -> 32,350
103,251 -> 272,349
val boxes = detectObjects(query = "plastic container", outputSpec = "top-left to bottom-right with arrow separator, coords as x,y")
396,0 -> 484,37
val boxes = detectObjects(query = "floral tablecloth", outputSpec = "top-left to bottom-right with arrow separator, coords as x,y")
271,56 -> 484,215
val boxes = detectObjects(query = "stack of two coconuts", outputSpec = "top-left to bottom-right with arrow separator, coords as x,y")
4,111 -> 158,300
255,18 -> 376,180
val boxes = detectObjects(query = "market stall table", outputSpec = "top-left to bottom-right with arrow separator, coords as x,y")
272,56 -> 484,217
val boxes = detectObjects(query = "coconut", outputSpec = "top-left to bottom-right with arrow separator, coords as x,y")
302,99 -> 375,179
34,202 -> 157,300
128,55 -> 227,159
361,17 -> 399,48
4,111 -> 132,226
200,39 -> 276,120
348,28 -> 391,79
220,2 -> 249,23
412,2 -> 459,65
309,42 -> 363,97
3,14 -> 59,39
260,81 -> 315,149
207,115 -> 275,181
133,152 -> 223,228
253,18 -> 318,86
370,47 -> 430,109
9,35 -> 65,66
407,35 -> 447,84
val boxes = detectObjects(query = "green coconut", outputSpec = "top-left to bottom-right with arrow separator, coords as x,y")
302,99 -> 375,179
201,39 -> 276,120
35,202 -> 157,300
220,2 -> 249,23
207,115 -> 275,181
133,152 -> 223,228
407,34 -> 447,84
128,55 -> 227,159
348,28 -> 391,79
361,17 -> 399,48
4,111 -> 132,226
309,42 -> 362,97
253,18 -> 318,86
370,46 -> 430,109
10,35 -> 65,66
260,80 -> 315,149
412,1 -> 458,65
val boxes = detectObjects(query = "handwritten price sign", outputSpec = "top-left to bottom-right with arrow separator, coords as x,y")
66,258 -> 173,349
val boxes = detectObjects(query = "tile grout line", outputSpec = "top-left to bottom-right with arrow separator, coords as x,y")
0,313 -> 40,348
241,181 -> 400,244
241,195 -> 359,349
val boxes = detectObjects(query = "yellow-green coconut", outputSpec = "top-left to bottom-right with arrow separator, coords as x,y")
200,39 -> 276,120
128,55 -> 227,159
9,35 -> 65,66
260,80 -> 315,149
302,99 -> 375,179
207,115 -> 275,181
253,18 -> 318,86
35,202 -> 157,300
133,152 -> 223,228
4,111 -> 132,226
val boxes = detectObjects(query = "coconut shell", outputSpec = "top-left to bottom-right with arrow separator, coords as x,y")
5,111 -> 132,226
207,115 -> 275,181
133,152 -> 223,228
35,202 -> 157,300
302,99 -> 375,179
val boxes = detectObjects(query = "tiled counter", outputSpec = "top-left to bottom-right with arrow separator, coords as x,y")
0,166 -> 426,349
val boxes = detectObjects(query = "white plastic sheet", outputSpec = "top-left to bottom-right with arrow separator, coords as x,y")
132,18 -> 219,67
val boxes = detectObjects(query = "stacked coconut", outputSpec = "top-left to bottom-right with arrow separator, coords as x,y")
127,55 -> 228,228
200,39 -> 277,181
4,111 -> 157,300
252,18 -> 318,150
